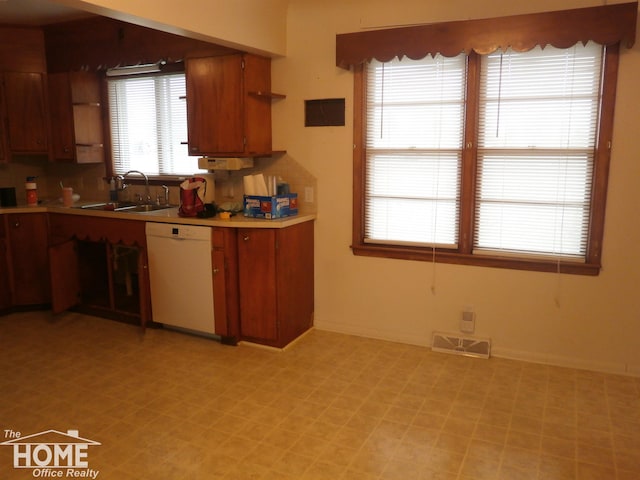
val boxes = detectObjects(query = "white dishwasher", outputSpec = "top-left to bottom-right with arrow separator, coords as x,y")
145,222 -> 215,335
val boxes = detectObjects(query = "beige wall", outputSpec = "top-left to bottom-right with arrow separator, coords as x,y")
40,0 -> 640,375
275,0 -> 640,375
54,0 -> 288,56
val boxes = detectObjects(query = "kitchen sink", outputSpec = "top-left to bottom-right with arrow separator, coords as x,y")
75,202 -> 173,213
124,204 -> 173,213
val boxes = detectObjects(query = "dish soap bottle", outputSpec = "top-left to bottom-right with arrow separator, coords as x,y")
109,177 -> 118,202
25,176 -> 38,206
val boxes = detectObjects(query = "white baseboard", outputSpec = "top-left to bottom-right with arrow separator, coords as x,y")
314,320 -> 639,377
490,346 -> 633,376
314,319 -> 431,348
238,326 -> 316,352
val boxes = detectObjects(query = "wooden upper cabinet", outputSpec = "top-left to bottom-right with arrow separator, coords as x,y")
0,26 -> 49,160
48,72 -> 74,160
186,53 -> 274,156
3,72 -> 49,154
48,71 -> 104,164
0,27 -> 47,73
0,84 -> 7,164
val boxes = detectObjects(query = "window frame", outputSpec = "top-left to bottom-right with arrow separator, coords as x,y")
351,44 -> 620,276
102,63 -> 202,183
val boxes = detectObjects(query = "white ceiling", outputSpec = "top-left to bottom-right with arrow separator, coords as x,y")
0,0 -> 92,26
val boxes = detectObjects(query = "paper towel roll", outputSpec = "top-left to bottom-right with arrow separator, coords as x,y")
253,174 -> 269,196
200,173 -> 216,203
267,176 -> 277,196
243,175 -> 256,196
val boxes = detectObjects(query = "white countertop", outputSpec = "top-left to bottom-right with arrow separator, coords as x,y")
0,203 -> 315,229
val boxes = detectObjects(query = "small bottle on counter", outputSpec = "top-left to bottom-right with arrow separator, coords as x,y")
109,177 -> 118,202
25,176 -> 38,206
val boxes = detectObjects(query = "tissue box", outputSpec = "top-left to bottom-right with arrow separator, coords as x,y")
243,194 -> 298,219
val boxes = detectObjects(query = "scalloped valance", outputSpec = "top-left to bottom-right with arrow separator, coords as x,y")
336,2 -> 637,68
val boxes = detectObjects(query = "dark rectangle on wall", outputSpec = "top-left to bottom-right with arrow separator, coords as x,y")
305,98 -> 345,127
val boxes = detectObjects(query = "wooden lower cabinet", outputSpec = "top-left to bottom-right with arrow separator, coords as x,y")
0,218 -> 11,310
6,213 -> 50,306
0,85 -> 7,163
236,221 -> 314,348
1,212 -> 313,346
48,213 -> 151,327
211,227 -> 239,343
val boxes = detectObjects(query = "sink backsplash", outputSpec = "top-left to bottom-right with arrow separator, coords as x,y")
0,154 -> 317,214
0,157 -> 107,206
212,155 -> 317,214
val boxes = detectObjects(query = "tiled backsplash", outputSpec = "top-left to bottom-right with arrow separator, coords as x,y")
0,154 -> 317,214
0,156 -> 107,205
213,154 -> 317,214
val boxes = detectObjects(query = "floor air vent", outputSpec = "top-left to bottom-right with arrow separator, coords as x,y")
432,332 -> 491,359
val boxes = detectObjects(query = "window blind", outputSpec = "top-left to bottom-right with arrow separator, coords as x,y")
475,42 -> 602,259
108,72 -> 200,176
365,55 -> 466,247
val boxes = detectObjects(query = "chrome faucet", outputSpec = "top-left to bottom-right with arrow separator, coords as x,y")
161,185 -> 170,205
123,170 -> 151,204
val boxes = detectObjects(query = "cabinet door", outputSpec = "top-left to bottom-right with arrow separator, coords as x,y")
49,71 -> 104,163
0,122 -> 6,163
275,221 -> 315,345
4,72 -> 49,153
70,71 -> 104,164
237,228 -> 278,341
8,213 -> 50,305
0,82 -> 7,163
49,213 -> 150,327
186,55 -> 244,155
48,72 -> 75,160
49,239 -> 80,314
212,227 -> 239,341
243,54 -> 272,155
0,218 -> 11,310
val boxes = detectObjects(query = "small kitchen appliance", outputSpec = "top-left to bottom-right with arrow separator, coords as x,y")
0,187 -> 17,207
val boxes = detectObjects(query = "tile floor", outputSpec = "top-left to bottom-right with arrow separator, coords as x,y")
0,311 -> 639,479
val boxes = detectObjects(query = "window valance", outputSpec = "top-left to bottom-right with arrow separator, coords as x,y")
336,2 -> 637,68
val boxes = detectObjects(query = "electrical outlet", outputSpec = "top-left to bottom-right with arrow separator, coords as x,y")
460,308 -> 475,334
304,186 -> 314,203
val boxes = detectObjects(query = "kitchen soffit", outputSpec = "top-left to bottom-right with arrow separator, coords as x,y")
0,0 -> 93,26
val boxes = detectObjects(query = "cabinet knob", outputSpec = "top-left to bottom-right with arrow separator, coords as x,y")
14,221 -> 20,228
213,267 -> 219,274
243,235 -> 250,241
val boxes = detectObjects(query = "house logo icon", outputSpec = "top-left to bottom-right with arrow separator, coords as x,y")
1,429 -> 100,477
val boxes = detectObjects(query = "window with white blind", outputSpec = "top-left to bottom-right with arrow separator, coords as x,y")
365,55 -> 466,248
356,41 -> 614,274
475,42 -> 602,259
108,72 -> 203,176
